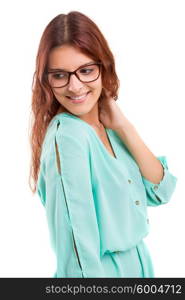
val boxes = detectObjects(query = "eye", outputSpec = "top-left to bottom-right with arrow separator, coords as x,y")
52,72 -> 68,79
79,67 -> 94,74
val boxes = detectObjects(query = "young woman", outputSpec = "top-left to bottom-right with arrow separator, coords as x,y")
29,11 -> 177,278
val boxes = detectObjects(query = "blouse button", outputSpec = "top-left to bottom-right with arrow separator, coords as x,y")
147,218 -> 149,224
135,200 -> 140,205
128,179 -> 132,184
153,185 -> 158,190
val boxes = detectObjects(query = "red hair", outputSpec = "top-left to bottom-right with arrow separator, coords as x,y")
29,11 -> 120,193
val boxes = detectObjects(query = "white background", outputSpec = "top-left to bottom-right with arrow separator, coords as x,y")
0,0 -> 184,277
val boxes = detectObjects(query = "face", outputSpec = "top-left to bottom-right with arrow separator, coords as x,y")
47,45 -> 103,118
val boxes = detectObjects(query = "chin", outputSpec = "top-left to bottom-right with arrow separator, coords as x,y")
69,109 -> 90,117
65,101 -> 96,115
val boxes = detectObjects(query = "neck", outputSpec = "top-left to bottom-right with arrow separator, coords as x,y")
78,102 -> 101,127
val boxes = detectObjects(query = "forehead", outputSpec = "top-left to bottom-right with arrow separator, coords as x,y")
48,45 -> 94,71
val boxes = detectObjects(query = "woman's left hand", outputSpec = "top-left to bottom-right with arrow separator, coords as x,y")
98,90 -> 132,131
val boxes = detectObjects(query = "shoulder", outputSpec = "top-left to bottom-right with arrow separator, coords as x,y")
55,113 -> 89,144
41,113 -> 89,161
41,113 -> 90,169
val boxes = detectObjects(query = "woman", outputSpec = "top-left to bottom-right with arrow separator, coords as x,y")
29,11 -> 177,278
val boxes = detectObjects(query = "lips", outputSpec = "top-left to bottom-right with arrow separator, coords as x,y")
66,91 -> 90,100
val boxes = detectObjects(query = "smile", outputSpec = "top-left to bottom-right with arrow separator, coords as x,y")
67,91 -> 90,100
66,91 -> 91,104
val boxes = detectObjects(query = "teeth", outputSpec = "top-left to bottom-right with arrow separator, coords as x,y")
69,93 -> 88,100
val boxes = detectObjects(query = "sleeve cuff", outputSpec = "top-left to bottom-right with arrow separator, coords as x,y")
142,156 -> 178,206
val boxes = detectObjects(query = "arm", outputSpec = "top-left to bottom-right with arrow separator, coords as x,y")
53,123 -> 105,277
115,121 -> 177,206
115,121 -> 164,184
141,155 -> 177,206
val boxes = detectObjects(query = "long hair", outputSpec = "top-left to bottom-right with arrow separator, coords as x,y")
29,11 -> 120,194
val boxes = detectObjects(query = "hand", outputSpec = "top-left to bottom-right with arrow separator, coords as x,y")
98,90 -> 131,131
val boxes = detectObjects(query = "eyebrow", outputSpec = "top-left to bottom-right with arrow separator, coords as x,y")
47,61 -> 96,72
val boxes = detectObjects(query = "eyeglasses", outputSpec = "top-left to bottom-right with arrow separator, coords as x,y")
47,62 -> 102,88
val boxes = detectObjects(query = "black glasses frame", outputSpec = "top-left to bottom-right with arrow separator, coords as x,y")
47,62 -> 102,88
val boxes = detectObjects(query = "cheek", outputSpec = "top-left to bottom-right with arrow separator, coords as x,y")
90,80 -> 102,94
52,89 -> 66,100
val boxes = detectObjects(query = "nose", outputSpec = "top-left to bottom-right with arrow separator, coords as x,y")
67,74 -> 84,92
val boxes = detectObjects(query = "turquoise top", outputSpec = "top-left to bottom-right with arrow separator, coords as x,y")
37,112 -> 177,277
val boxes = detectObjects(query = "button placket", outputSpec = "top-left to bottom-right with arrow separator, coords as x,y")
128,179 -> 141,206
128,178 -> 144,207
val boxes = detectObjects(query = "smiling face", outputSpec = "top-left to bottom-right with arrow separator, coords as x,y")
47,45 -> 103,118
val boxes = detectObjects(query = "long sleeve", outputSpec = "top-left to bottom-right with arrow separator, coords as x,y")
52,122 -> 105,277
141,156 -> 177,206
37,163 -> 46,207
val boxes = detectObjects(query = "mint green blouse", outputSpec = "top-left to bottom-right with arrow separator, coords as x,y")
37,112 -> 177,277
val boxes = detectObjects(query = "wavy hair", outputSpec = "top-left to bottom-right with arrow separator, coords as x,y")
29,11 -> 120,194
